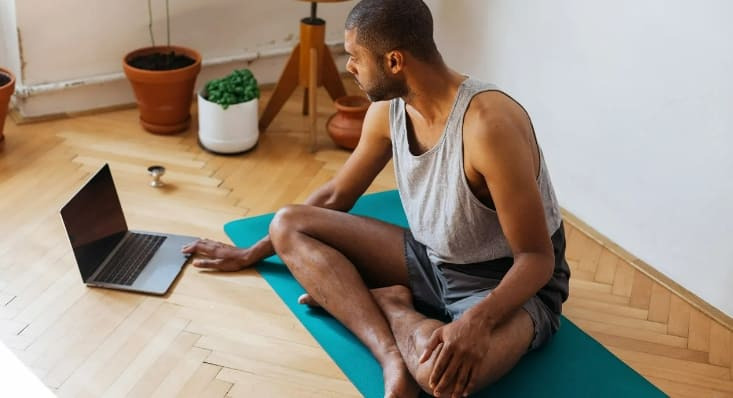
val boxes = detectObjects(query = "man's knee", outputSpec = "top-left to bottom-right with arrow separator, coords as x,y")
269,204 -> 309,246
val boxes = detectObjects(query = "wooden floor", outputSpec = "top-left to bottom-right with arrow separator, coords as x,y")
0,79 -> 731,398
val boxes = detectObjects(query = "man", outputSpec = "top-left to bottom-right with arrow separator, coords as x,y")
183,0 -> 570,397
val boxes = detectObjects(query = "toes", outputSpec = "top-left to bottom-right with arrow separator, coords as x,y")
297,293 -> 320,307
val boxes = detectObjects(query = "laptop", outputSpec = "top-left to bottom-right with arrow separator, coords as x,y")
60,163 -> 194,295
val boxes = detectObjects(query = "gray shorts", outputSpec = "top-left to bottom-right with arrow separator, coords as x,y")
403,224 -> 570,351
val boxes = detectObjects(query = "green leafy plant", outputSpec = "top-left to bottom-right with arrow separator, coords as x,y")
204,69 -> 260,110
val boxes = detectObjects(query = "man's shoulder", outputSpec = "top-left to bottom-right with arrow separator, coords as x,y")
464,91 -> 525,144
466,89 -> 521,120
361,100 -> 394,141
368,99 -> 392,114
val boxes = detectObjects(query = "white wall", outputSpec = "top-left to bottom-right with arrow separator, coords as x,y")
7,0 -> 353,117
426,0 -> 490,80
431,0 -> 732,316
0,0 -> 21,82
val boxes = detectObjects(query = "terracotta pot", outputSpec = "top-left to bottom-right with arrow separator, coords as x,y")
123,46 -> 202,134
0,67 -> 15,142
326,95 -> 371,150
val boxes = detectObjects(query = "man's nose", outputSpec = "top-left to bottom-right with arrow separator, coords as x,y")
346,59 -> 356,75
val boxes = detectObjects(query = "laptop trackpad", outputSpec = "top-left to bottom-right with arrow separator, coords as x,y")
133,240 -> 189,295
135,264 -> 180,295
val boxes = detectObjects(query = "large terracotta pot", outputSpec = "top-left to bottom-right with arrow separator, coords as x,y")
123,46 -> 201,134
326,95 -> 371,150
0,67 -> 15,142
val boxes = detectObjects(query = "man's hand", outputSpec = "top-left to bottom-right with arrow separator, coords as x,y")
181,239 -> 254,272
419,314 -> 494,398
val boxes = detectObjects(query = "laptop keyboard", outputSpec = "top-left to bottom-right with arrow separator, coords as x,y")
95,233 -> 167,286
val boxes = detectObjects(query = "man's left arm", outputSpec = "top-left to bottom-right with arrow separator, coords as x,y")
421,97 -> 555,396
461,112 -> 555,329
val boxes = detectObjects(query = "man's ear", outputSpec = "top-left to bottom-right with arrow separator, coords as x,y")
385,50 -> 404,73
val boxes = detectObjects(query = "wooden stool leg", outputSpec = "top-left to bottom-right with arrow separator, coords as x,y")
309,47 -> 318,152
302,88 -> 309,116
321,48 -> 347,101
259,13 -> 345,134
258,44 -> 301,132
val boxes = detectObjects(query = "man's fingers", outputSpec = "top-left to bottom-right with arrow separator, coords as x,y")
183,238 -> 245,272
452,364 -> 471,398
192,258 -> 223,269
182,239 -> 211,253
429,345 -> 452,391
420,330 -> 442,363
433,353 -> 459,397
193,239 -> 226,256
212,244 -> 237,259
181,240 -> 201,253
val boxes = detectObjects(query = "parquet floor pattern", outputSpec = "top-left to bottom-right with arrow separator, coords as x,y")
0,80 -> 730,397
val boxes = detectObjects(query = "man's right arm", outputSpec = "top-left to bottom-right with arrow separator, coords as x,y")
183,101 -> 394,270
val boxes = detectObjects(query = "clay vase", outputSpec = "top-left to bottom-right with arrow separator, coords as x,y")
123,46 -> 202,134
326,95 -> 371,150
0,67 -> 15,142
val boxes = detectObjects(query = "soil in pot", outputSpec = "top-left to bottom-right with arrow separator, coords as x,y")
0,73 -> 9,87
127,52 -> 195,71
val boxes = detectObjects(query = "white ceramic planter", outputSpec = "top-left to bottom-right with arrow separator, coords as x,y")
197,91 -> 258,154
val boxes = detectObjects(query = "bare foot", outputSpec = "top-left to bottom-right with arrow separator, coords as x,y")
382,351 -> 420,398
297,292 -> 320,306
299,287 -> 419,397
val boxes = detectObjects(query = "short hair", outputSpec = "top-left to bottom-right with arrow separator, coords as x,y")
345,0 -> 440,63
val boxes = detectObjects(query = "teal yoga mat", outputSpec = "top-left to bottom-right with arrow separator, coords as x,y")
224,190 -> 666,397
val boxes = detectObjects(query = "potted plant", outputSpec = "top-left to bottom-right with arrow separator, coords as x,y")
0,67 -> 15,142
123,0 -> 201,134
197,69 -> 260,154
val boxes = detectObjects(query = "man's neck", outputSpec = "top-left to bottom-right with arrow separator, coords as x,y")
402,63 -> 466,126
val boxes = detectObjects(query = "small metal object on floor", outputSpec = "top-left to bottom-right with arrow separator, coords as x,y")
148,165 -> 166,187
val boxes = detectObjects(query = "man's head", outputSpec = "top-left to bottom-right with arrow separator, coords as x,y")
344,0 -> 440,101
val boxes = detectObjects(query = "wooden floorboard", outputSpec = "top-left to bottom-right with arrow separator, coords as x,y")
1,78 -> 731,397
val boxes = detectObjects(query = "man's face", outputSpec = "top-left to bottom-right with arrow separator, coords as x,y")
344,29 -> 407,102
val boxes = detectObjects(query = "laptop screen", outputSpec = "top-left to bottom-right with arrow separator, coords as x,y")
60,164 -> 128,281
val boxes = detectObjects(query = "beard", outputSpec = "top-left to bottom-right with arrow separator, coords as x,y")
362,64 -> 408,102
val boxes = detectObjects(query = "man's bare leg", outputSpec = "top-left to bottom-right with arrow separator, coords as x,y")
269,205 -> 419,398
370,285 -> 535,397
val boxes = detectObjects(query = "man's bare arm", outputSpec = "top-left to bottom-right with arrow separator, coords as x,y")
462,94 -> 555,328
419,93 -> 557,396
183,101 -> 394,270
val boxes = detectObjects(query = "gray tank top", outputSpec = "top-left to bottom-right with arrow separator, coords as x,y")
389,78 -> 563,264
